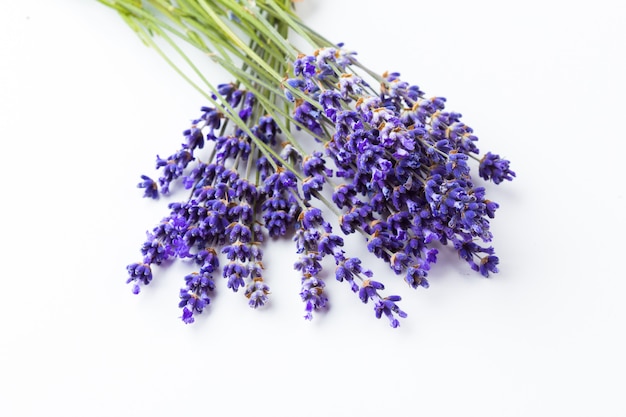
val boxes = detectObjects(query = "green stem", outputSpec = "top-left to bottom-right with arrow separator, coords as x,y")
195,0 -> 283,82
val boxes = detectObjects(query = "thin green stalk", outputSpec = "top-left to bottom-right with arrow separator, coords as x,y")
213,0 -> 300,58
259,1 -> 319,49
196,0 -> 283,82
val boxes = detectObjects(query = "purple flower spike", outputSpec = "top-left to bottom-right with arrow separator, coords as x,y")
245,279 -> 270,308
126,262 -> 153,294
479,152 -> 516,184
358,280 -> 385,303
223,262 -> 248,292
137,175 -> 159,199
300,273 -> 328,320
181,307 -> 195,324
374,296 -> 408,328
479,255 -> 499,277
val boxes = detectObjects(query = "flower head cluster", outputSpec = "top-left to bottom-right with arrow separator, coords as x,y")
283,48 -> 515,287
127,87 -> 281,324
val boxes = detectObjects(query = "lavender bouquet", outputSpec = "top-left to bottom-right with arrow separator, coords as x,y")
101,0 -> 515,327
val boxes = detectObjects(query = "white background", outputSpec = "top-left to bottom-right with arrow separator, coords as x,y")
1,1 -> 625,416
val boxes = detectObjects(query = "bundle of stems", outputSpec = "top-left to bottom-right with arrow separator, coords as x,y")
100,0 -> 515,327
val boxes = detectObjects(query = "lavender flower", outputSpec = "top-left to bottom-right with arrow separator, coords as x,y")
179,271 -> 215,324
126,263 -> 152,295
137,175 -> 158,199
479,152 -> 517,184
